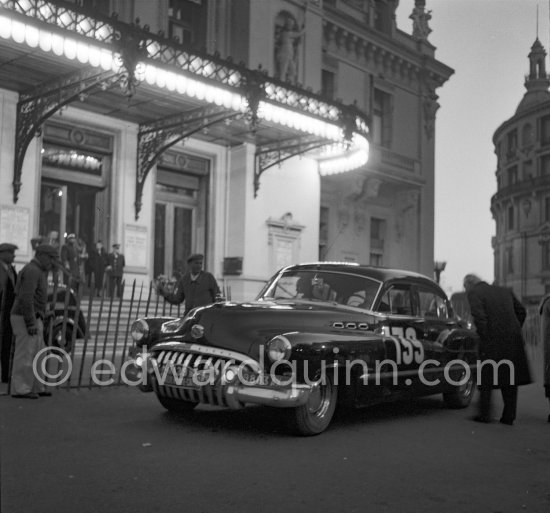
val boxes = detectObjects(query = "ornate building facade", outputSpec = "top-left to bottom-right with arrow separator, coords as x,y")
492,37 -> 550,304
0,0 -> 452,300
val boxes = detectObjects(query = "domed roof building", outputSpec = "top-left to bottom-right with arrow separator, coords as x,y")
492,37 -> 550,303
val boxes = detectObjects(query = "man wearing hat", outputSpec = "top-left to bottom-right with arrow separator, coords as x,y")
158,253 -> 220,315
106,243 -> 125,298
0,243 -> 18,383
60,233 -> 79,289
10,244 -> 59,398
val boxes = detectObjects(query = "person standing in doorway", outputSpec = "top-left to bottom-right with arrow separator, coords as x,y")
87,241 -> 108,297
0,243 -> 18,384
106,243 -> 125,298
463,274 -> 532,425
60,233 -> 79,290
10,244 -> 58,398
157,253 -> 220,315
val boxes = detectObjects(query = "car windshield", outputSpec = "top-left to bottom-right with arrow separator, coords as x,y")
259,270 -> 382,311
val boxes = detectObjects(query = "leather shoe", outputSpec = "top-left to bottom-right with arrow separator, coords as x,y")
471,415 -> 492,423
38,391 -> 52,397
499,418 -> 514,426
12,393 -> 38,399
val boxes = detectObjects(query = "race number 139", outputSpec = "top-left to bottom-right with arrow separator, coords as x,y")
383,326 -> 424,364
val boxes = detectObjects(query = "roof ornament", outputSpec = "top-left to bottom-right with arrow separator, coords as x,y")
410,0 -> 432,42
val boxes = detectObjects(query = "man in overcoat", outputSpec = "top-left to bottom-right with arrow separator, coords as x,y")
539,293 -> 550,422
0,243 -> 18,383
106,243 -> 125,298
87,241 -> 108,297
464,274 -> 532,425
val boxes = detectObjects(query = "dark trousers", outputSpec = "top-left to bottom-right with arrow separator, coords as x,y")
109,276 -> 123,298
478,385 -> 518,422
0,330 -> 13,383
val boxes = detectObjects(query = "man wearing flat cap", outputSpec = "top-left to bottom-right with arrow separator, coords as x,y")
106,243 -> 125,298
60,233 -> 79,289
0,243 -> 18,383
158,253 -> 220,315
10,244 -> 59,398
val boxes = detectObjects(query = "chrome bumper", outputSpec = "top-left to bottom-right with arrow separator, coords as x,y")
125,356 -> 313,409
225,382 -> 312,409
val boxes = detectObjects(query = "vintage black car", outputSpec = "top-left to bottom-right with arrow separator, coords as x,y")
127,263 -> 478,435
46,284 -> 87,352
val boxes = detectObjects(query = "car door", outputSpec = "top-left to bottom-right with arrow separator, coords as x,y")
413,283 -> 459,390
373,281 -> 427,390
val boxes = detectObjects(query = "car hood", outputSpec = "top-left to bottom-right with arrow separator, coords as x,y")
176,299 -> 374,360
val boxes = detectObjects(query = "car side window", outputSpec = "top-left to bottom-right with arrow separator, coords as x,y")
378,285 -> 413,315
417,286 -> 449,319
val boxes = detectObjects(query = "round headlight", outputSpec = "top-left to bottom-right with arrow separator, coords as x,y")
267,335 -> 292,362
190,323 -> 205,339
131,319 -> 149,343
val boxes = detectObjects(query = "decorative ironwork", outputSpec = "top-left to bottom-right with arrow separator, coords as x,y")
254,136 -> 332,197
112,19 -> 150,98
13,67 -> 119,202
136,105 -> 241,219
241,69 -> 267,133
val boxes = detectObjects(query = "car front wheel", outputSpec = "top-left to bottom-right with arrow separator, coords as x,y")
157,394 -> 198,414
443,369 -> 475,409
288,376 -> 338,436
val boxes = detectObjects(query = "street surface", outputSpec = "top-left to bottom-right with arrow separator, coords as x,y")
1,348 -> 549,513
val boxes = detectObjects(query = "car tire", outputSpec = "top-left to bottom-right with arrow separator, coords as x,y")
443,369 -> 475,409
50,324 -> 74,354
157,394 -> 198,413
288,376 -> 338,436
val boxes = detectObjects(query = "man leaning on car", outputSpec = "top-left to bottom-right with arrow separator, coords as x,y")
464,273 -> 532,425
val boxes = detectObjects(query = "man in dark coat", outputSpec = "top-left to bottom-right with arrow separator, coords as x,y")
464,274 -> 532,425
87,241 -> 108,297
0,243 -> 18,383
10,244 -> 59,398
158,253 -> 220,315
60,233 -> 79,290
106,243 -> 125,298
538,293 -> 550,422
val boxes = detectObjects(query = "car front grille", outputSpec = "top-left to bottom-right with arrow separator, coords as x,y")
150,349 -> 241,407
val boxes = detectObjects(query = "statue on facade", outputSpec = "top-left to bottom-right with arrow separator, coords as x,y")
275,14 -> 305,84
410,0 -> 432,42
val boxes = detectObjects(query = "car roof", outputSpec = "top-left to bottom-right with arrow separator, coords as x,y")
283,263 -> 437,286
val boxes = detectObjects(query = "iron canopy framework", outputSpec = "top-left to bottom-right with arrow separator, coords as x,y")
0,0 -> 370,219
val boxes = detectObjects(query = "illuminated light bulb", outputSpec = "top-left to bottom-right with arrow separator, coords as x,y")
221,90 -> 232,109
100,49 -> 113,71
63,38 -> 77,60
25,25 -> 39,48
155,68 -> 167,88
76,42 -> 90,64
11,20 -> 26,44
231,94 -> 243,112
0,16 -> 11,40
195,83 -> 205,100
186,79 -> 197,97
38,29 -> 52,52
88,46 -> 101,67
51,33 -> 64,56
206,86 -> 217,104
134,62 -> 146,82
176,75 -> 187,94
165,71 -> 176,91
145,64 -> 157,85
